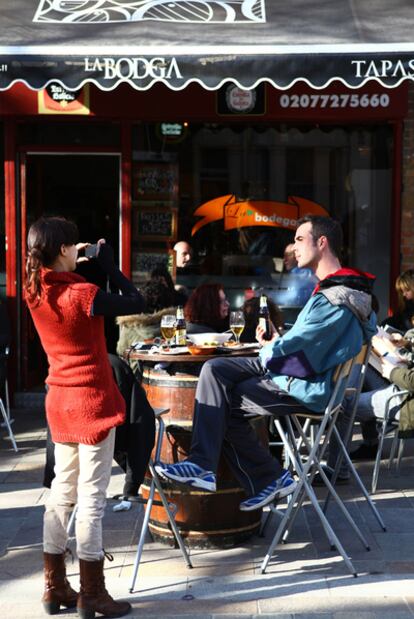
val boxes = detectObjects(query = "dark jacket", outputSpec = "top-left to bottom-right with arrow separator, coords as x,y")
109,354 -> 156,496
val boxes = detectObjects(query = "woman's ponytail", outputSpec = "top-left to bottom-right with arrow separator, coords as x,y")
24,216 -> 79,305
25,247 -> 43,305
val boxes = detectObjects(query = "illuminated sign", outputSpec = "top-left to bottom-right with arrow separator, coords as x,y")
160,123 -> 184,136
191,194 -> 328,236
38,83 -> 90,115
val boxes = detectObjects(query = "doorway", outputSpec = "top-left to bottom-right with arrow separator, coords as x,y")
20,152 -> 121,389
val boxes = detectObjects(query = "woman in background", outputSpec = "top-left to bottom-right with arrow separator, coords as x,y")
116,276 -> 177,368
25,217 -> 142,618
240,296 -> 284,343
382,269 -> 414,332
184,282 -> 230,333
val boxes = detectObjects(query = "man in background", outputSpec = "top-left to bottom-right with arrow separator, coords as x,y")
174,241 -> 193,270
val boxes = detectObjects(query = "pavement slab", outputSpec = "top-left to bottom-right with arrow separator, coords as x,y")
1,408 -> 414,619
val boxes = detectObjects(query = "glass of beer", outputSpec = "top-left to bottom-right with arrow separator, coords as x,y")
160,314 -> 176,348
230,310 -> 245,345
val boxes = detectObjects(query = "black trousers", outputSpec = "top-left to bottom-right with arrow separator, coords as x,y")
189,356 -> 309,496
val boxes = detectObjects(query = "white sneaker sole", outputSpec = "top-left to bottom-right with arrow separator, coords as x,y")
154,465 -> 216,492
240,480 -> 297,512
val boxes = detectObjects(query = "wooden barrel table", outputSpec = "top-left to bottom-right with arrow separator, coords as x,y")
140,363 -> 267,548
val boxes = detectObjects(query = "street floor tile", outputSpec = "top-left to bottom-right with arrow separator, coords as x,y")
2,407 -> 414,619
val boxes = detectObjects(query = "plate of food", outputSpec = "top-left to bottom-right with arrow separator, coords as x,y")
187,344 -> 217,356
187,332 -> 232,346
158,346 -> 189,355
219,342 -> 260,352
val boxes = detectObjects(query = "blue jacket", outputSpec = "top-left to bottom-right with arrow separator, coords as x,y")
259,274 -> 377,412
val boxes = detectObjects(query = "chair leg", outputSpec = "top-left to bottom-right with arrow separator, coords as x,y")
149,461 -> 192,569
4,376 -> 11,420
260,475 -> 357,577
66,504 -> 78,537
291,414 -> 370,551
324,425 -> 386,530
129,476 -> 157,593
275,416 -> 353,553
388,432 -> 399,470
129,410 -> 192,593
0,397 -> 17,452
395,439 -> 406,475
274,417 -> 337,548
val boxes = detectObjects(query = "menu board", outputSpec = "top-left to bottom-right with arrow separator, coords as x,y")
132,162 -> 178,201
132,250 -> 174,279
135,208 -> 177,241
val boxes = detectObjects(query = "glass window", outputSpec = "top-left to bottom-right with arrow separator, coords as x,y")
131,122 -> 392,320
0,123 -> 5,300
17,121 -> 120,147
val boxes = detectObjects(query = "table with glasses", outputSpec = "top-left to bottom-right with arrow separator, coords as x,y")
127,343 -> 267,548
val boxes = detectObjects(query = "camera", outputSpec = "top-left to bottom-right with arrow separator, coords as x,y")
85,244 -> 98,259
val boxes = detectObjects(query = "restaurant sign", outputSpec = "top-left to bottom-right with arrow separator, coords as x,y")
191,194 -> 328,236
38,82 -> 90,114
84,56 -> 182,81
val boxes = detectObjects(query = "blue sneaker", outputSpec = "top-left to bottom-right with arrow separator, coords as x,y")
239,470 -> 297,512
154,460 -> 216,492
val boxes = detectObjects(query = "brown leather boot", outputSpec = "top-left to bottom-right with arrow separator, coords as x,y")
42,551 -> 78,615
77,556 -> 131,619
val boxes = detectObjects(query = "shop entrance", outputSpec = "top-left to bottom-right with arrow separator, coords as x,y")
19,152 -> 121,389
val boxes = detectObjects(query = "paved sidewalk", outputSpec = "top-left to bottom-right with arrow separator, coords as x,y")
1,406 -> 414,619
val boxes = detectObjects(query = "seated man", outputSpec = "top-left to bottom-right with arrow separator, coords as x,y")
344,335 -> 414,461
156,216 -> 376,511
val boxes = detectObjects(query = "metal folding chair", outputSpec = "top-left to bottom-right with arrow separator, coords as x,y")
129,407 -> 192,593
371,389 -> 410,494
0,348 -> 17,452
65,409 -> 192,591
261,348 -> 378,577
319,343 -> 385,529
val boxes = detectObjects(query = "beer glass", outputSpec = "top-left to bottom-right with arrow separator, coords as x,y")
230,311 -> 245,345
160,314 -> 176,347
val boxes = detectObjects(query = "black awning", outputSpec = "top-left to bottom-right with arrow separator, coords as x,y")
1,1 -> 414,91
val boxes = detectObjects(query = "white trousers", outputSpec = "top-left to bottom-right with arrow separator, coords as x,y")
43,428 -> 115,561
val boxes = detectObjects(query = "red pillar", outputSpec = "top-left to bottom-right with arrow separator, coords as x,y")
120,120 -> 132,278
390,120 -> 403,312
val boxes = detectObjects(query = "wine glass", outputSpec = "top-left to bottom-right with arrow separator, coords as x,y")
230,310 -> 245,345
160,314 -> 176,348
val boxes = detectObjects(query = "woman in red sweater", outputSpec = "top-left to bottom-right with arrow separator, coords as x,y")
25,217 -> 144,618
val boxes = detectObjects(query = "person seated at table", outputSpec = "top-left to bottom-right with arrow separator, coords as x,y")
381,269 -> 414,333
116,277 -> 176,364
155,216 -> 376,511
239,296 -> 284,343
337,333 -> 414,463
184,282 -> 230,334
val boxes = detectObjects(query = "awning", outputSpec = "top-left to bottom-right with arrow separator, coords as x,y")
1,1 -> 414,91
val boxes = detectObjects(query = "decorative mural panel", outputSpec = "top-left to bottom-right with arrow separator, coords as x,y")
33,0 -> 266,23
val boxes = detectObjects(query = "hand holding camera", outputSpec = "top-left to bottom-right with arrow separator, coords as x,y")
76,240 -> 114,273
85,243 -> 98,259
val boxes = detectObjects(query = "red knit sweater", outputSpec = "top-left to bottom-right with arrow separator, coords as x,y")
27,269 -> 125,445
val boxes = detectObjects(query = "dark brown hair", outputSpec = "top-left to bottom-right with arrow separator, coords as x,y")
184,283 -> 227,331
240,296 -> 284,343
25,217 -> 79,304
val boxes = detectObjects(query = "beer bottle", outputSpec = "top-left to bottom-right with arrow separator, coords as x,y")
258,294 -> 272,340
175,306 -> 187,346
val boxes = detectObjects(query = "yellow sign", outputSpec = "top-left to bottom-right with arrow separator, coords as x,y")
38,83 -> 90,115
191,194 -> 328,236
